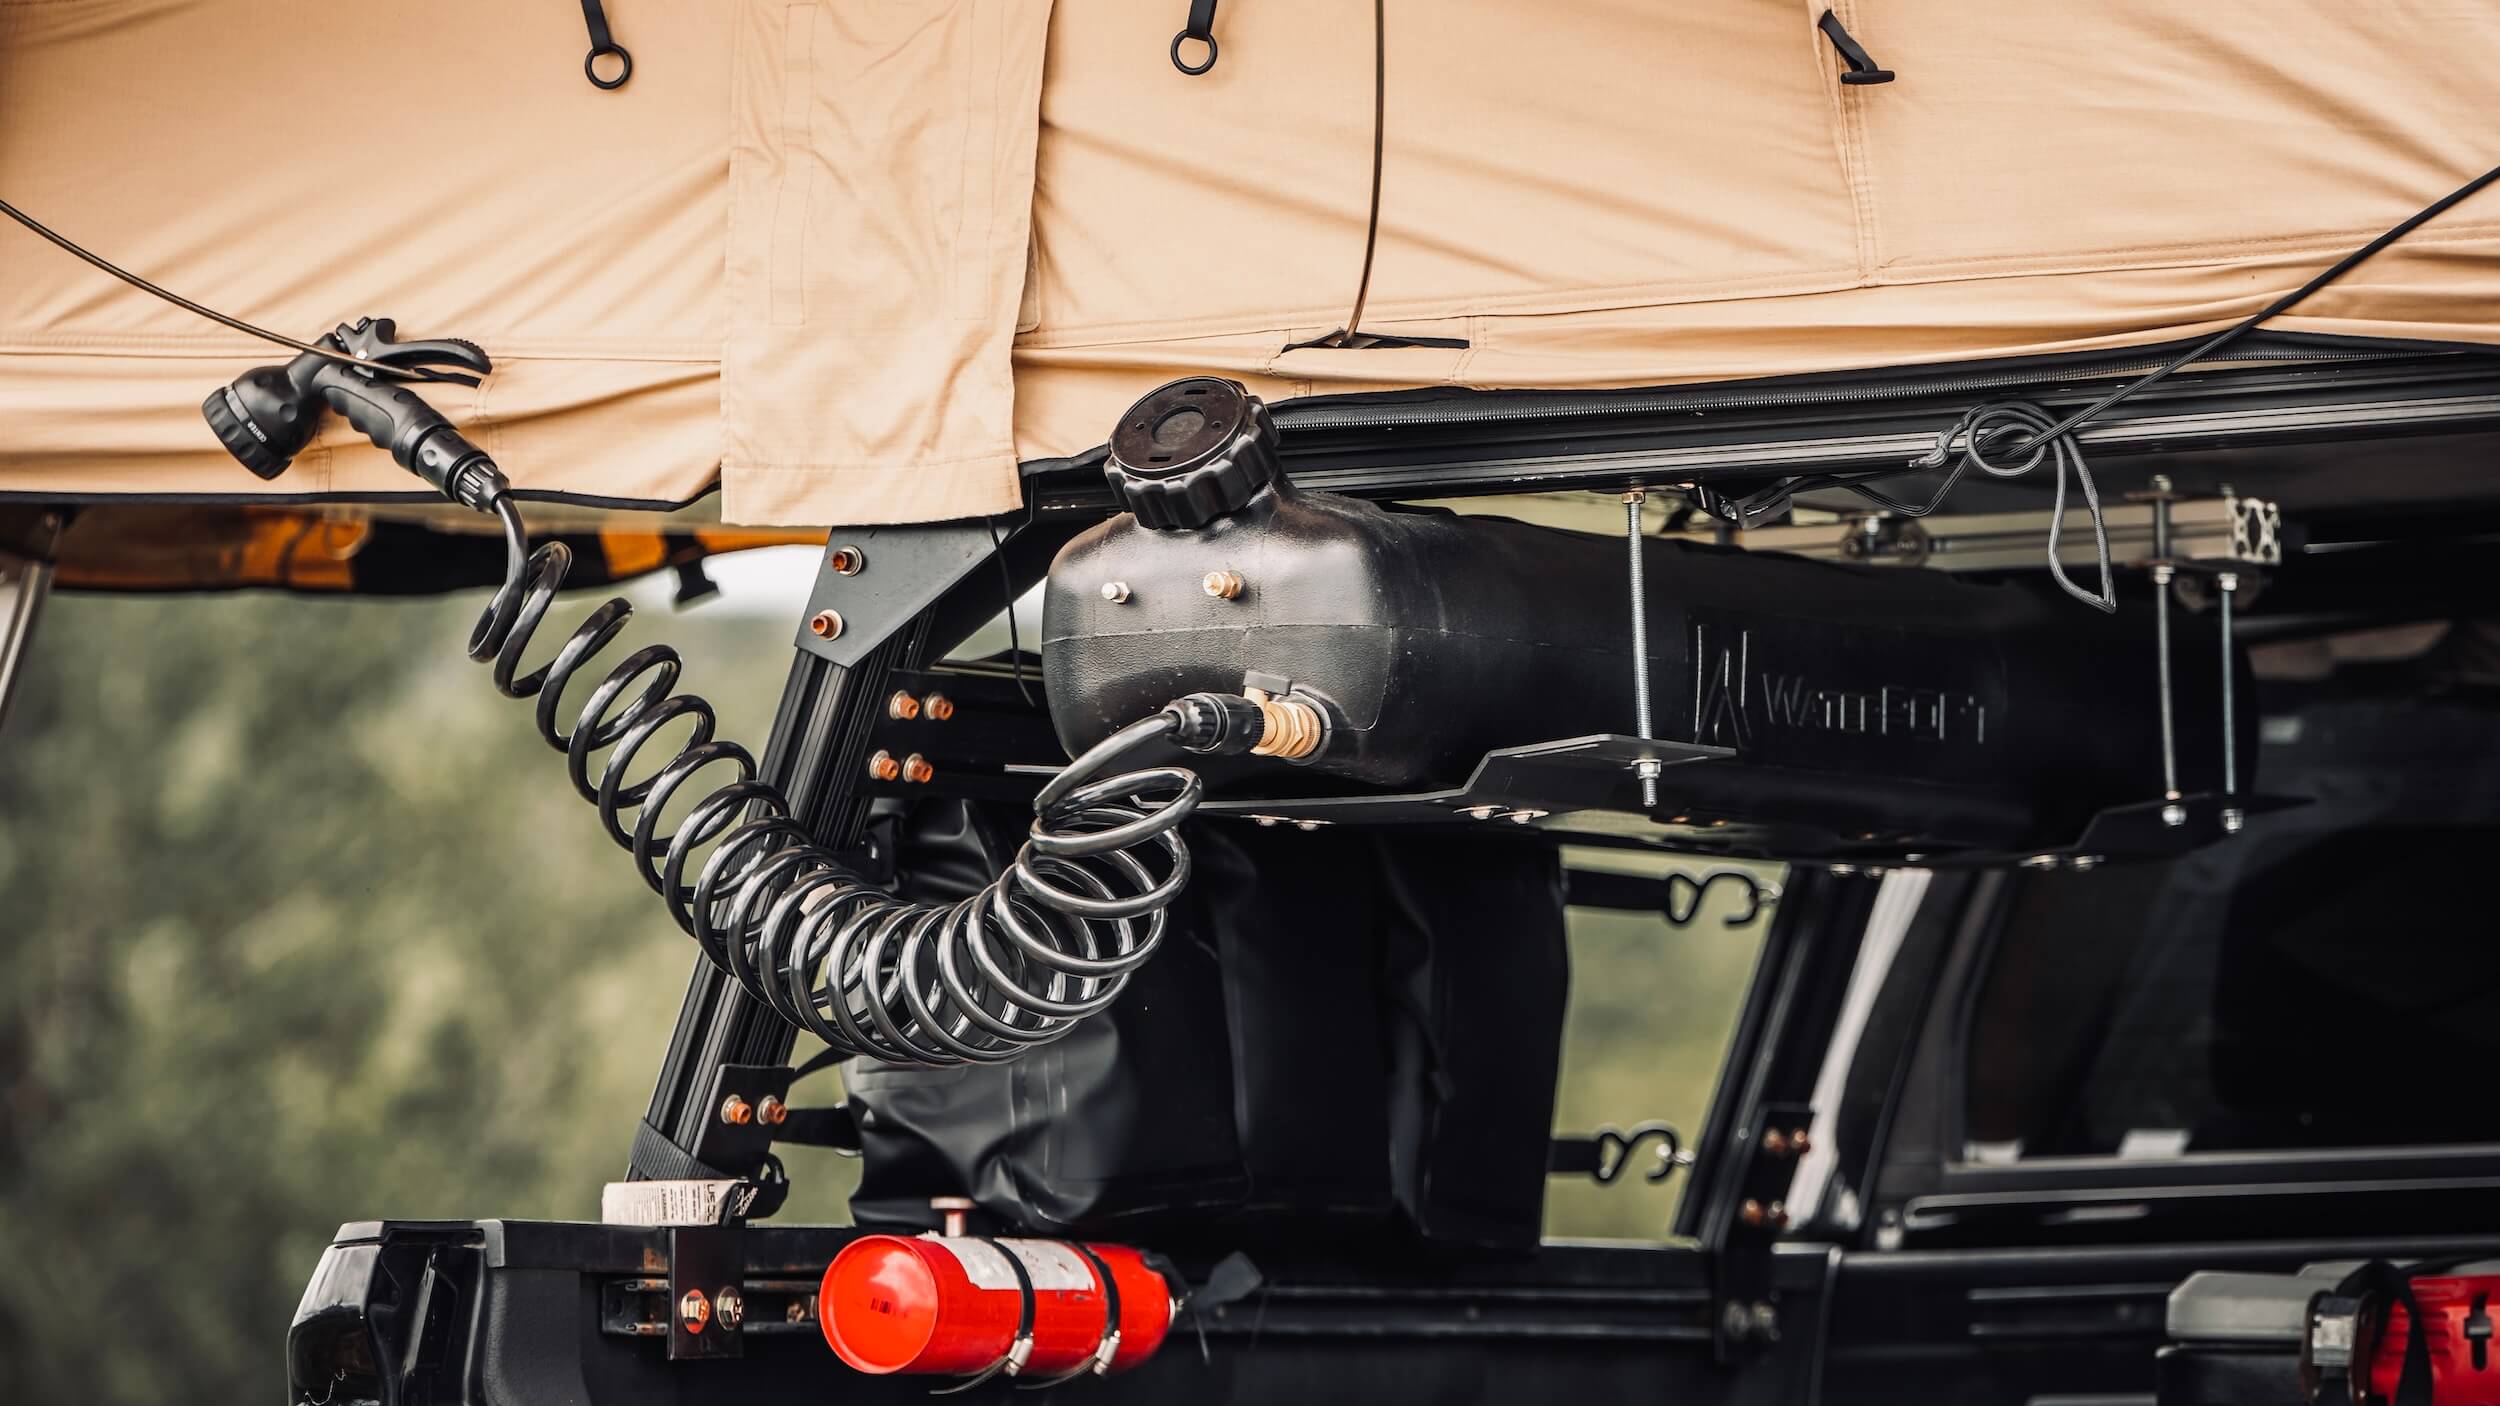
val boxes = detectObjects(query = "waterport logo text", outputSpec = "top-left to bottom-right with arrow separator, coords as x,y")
1693,624 -> 1988,750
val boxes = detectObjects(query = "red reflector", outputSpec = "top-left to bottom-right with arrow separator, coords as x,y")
820,1235 -> 1175,1379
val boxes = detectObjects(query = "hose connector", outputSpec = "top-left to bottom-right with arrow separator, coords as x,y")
1163,692 -> 1267,755
1244,687 -> 1326,761
1162,688 -> 1329,761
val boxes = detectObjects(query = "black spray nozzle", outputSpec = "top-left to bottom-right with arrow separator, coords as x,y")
203,317 -> 505,510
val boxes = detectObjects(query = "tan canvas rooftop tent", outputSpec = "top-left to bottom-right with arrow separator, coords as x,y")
6,0 -> 2500,534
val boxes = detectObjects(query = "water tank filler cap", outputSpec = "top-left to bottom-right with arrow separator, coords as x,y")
1104,377 -> 1280,530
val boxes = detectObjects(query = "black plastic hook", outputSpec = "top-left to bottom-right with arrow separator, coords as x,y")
581,0 -> 633,89
1817,10 -> 1895,86
1171,0 -> 1220,75
1663,868 -> 1777,928
1593,1122 -> 1689,1185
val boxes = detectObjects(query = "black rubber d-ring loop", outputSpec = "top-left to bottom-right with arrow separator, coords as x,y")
1170,32 -> 1217,76
585,43 -> 633,90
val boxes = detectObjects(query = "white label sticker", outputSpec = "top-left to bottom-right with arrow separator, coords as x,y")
926,1236 -> 1019,1291
1000,1238 -> 1098,1293
599,1179 -> 751,1227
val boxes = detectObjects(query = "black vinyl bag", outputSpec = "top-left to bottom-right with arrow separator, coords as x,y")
848,803 -> 1568,1252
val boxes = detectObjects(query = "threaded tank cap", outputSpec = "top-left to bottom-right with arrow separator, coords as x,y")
1105,377 -> 1280,530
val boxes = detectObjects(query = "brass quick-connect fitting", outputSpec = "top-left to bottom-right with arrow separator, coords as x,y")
1164,688 -> 1329,762
1244,688 -> 1325,761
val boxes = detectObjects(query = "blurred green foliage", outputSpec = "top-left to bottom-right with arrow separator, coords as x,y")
0,580 -> 1767,1403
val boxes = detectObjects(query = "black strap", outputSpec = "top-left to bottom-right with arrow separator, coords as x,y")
1817,11 -> 1895,86
628,1117 -> 737,1182
775,1104 -> 860,1151
1172,0 -> 1220,75
580,0 -> 634,90
2329,1257 -> 2491,1406
775,1045 -> 861,1151
1548,1137 -> 1604,1177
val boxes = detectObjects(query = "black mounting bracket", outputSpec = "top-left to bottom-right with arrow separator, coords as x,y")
794,519 -> 1020,669
1711,1099 -> 1815,1362
666,1221 -> 746,1361
685,1062 -> 797,1178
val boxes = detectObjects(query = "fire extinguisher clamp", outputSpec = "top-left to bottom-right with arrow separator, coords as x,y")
932,1238 -> 1037,1395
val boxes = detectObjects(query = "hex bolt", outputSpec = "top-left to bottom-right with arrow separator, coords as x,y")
1202,569 -> 1245,600
921,693 -> 956,722
1100,581 -> 1132,604
679,1289 -> 711,1334
809,609 -> 844,640
901,754 -> 936,785
1460,805 -> 1501,821
1740,1198 -> 1767,1228
866,750 -> 902,782
887,690 -> 922,721
715,1286 -> 745,1331
827,544 -> 866,576
785,1300 -> 809,1325
720,1095 -> 753,1126
1766,1201 -> 1790,1230
1762,1128 -> 1790,1156
1295,819 -> 1325,832
757,1095 -> 788,1126
1252,815 -> 1281,827
1788,1128 -> 1812,1156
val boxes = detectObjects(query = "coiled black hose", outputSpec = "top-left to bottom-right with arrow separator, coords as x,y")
465,497 -> 1202,1066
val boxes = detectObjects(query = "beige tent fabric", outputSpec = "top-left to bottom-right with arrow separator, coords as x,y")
4,1 -> 2500,527
0,0 -> 1050,525
1007,0 -> 2500,461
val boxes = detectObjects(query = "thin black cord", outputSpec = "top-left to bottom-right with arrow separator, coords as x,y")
1338,0 -> 1388,344
2022,158 -> 2500,449
1748,157 -> 2500,609
985,512 -> 1036,707
0,196 -> 474,384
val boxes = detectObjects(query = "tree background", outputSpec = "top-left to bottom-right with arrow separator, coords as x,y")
0,569 -> 1766,1403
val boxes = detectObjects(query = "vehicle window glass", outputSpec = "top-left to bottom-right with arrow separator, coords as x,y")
1546,849 -> 1777,1238
1964,687 -> 2500,1160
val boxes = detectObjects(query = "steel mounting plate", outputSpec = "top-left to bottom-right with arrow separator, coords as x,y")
1199,733 -> 1734,828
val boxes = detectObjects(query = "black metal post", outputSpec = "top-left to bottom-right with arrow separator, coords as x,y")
629,512 -> 1080,1181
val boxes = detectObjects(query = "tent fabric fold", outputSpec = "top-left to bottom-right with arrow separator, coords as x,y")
3,1 -> 2498,527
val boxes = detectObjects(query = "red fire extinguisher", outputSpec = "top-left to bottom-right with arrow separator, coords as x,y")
2365,1273 -> 2500,1406
819,1230 -> 1180,1386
